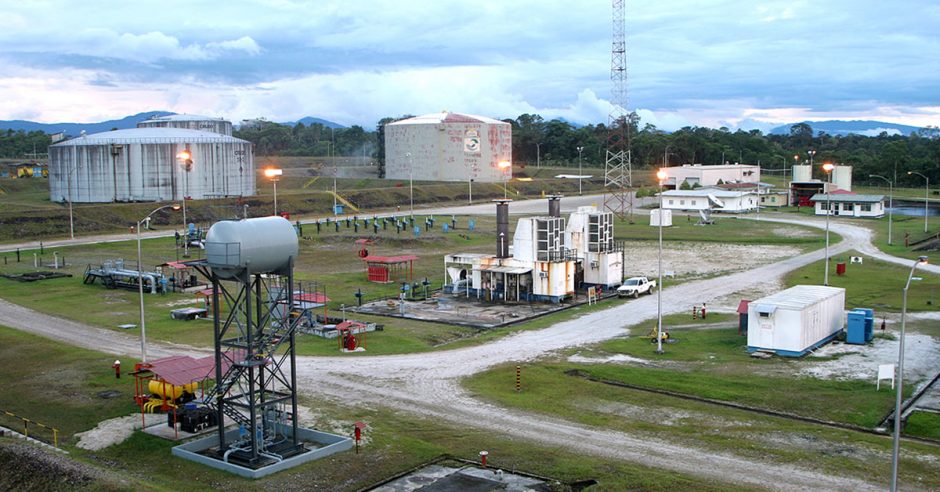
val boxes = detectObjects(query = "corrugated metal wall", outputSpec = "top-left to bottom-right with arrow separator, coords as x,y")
50,140 -> 254,203
137,119 -> 233,136
385,121 -> 512,183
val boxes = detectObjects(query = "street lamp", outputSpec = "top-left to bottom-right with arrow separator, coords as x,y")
176,148 -> 193,257
655,168 -> 667,354
808,149 -> 816,169
907,171 -> 929,233
406,152 -> 414,217
536,142 -> 541,169
576,146 -> 584,195
870,174 -> 894,245
890,255 -> 929,492
264,168 -> 283,216
498,160 -> 512,199
136,203 -> 181,363
822,163 -> 834,286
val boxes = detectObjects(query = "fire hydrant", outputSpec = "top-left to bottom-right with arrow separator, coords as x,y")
112,359 -> 121,379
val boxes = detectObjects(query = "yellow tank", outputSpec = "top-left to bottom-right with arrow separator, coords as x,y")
149,380 -> 198,400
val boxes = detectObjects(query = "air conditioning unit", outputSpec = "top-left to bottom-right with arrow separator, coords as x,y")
538,271 -> 547,279
590,260 -> 599,269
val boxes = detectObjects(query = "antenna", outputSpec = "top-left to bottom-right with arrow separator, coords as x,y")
604,0 -> 633,220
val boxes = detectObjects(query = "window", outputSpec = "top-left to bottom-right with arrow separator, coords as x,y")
692,200 -> 698,206
680,200 -> 685,206
668,199 -> 674,205
861,204 -> 872,212
844,203 -> 854,211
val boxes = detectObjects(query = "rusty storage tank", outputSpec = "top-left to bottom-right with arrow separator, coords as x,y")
205,216 -> 299,279
384,112 -> 512,183
137,114 -> 233,136
48,128 -> 254,203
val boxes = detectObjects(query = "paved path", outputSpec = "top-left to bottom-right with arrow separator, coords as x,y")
0,197 -> 932,490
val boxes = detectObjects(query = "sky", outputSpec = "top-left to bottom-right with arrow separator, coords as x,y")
0,0 -> 938,132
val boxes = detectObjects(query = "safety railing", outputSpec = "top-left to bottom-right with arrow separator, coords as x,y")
0,408 -> 59,447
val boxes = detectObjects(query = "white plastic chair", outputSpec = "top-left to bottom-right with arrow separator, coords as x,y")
877,364 -> 895,390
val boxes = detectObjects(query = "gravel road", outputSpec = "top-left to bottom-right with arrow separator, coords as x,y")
0,196 -> 925,490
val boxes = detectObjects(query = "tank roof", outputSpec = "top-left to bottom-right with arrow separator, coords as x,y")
140,114 -> 228,123
52,127 -> 247,146
388,112 -> 507,126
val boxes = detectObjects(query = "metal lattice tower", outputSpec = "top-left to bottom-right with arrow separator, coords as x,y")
604,0 -> 633,220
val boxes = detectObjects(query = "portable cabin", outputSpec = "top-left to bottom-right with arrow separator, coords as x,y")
747,285 -> 845,357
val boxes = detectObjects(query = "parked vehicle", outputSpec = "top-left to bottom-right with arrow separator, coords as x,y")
617,276 -> 656,298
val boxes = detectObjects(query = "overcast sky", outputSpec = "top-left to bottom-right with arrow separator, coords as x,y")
0,0 -> 937,131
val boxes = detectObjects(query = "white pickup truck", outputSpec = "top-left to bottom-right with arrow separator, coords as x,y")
617,276 -> 656,298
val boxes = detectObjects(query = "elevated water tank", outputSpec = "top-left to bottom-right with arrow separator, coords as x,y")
792,165 -> 812,182
205,217 -> 298,279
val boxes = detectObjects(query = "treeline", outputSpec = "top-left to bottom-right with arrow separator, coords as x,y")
0,130 -> 51,159
233,120 -> 375,158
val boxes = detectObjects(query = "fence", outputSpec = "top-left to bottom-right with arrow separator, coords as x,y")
0,408 -> 59,447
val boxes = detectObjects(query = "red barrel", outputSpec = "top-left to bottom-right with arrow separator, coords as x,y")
836,262 -> 846,276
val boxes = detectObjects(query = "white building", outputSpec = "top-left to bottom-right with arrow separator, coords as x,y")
810,193 -> 885,218
661,189 -> 757,213
385,112 -> 512,183
137,114 -> 233,136
747,285 -> 846,357
49,128 -> 254,203
661,164 -> 760,189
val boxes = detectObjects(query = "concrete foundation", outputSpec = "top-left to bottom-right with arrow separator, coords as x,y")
172,423 -> 352,478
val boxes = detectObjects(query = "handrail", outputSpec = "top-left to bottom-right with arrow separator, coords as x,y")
0,408 -> 59,447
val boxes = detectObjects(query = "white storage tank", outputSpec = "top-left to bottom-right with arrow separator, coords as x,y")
48,128 -> 254,203
137,114 -> 233,136
205,217 -> 299,279
791,165 -> 812,182
747,285 -> 845,357
384,112 -> 512,183
833,165 -> 853,191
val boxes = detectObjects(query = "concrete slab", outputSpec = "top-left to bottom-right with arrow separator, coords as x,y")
373,464 -> 548,491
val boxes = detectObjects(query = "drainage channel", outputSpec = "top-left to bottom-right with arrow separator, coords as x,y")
877,370 -> 940,429
564,369 -> 940,447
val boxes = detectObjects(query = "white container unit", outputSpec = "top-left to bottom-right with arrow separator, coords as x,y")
747,285 -> 845,357
650,209 -> 672,227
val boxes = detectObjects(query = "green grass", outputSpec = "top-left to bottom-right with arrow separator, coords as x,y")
0,325 -> 742,491
613,214 -> 829,250
905,411 -> 940,440
463,360 -> 940,487
784,250 -> 940,312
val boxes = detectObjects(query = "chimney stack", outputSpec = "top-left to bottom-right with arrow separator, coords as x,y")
495,199 -> 510,258
547,195 -> 562,218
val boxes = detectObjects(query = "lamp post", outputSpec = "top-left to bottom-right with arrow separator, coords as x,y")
498,160 -> 511,199
264,168 -> 282,216
907,171 -> 929,233
870,174 -> 894,245
406,152 -> 414,217
656,168 -> 667,354
890,255 -> 929,492
577,146 -> 584,196
822,163 -> 834,286
176,148 -> 193,257
536,142 -> 541,169
136,203 -> 181,363
808,149 -> 816,169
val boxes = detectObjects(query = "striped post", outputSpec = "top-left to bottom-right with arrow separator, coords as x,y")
515,365 -> 521,392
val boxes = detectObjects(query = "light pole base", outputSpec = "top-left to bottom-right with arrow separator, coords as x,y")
654,348 -> 665,355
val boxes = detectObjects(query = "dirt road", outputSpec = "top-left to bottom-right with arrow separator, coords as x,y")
0,197 -> 919,490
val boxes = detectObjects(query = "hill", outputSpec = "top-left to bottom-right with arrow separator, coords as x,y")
0,111 -> 174,136
769,120 -> 924,137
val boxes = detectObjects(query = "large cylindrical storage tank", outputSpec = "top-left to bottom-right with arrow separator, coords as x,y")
833,165 -> 853,191
384,112 -> 512,183
205,217 -> 298,279
791,165 -> 811,182
49,128 -> 254,203
137,114 -> 233,136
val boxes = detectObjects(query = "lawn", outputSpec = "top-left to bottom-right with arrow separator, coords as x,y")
784,250 -> 940,312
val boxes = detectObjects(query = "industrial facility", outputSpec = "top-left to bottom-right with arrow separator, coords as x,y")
137,114 -> 233,136
444,197 -> 623,303
48,127 -> 254,203
384,112 -> 512,183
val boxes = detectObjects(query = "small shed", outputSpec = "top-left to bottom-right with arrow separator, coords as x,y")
747,285 -> 845,357
736,299 -> 751,335
650,208 -> 672,227
362,255 -> 417,283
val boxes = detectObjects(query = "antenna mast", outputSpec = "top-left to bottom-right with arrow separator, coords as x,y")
604,0 -> 633,220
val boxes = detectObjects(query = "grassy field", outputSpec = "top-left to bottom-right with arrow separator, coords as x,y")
783,250 -> 940,312
0,325 -> 741,491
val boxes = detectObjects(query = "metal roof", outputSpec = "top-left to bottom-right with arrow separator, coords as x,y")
478,265 -> 532,274
662,189 -> 753,198
139,114 -> 227,123
751,285 -> 844,311
51,128 -> 247,146
362,255 -> 419,264
810,194 -> 885,203
388,112 -> 507,126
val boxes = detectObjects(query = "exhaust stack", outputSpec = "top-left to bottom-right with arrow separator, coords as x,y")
495,199 -> 511,258
547,195 -> 562,218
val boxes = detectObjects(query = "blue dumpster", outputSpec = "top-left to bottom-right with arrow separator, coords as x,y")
846,308 -> 874,344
